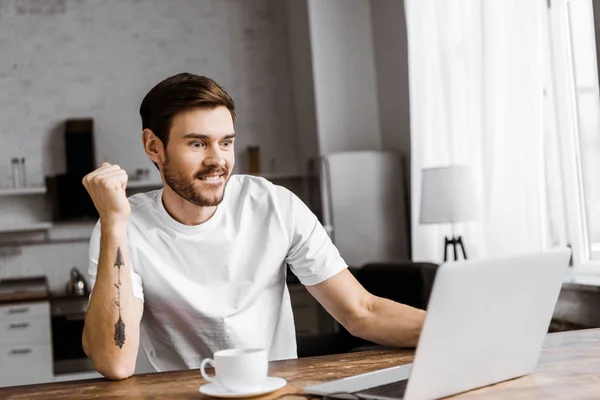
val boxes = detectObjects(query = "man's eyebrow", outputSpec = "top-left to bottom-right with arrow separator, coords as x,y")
181,133 -> 236,140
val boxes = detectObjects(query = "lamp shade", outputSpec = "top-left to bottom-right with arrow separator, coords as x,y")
420,165 -> 480,224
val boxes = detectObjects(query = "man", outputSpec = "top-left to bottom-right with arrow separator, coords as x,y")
82,72 -> 425,380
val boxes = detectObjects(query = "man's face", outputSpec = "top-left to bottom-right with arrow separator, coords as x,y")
161,106 -> 235,207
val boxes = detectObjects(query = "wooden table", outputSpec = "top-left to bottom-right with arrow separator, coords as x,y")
2,328 -> 600,399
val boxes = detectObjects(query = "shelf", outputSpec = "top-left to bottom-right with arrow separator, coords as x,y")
0,222 -> 53,234
0,237 -> 89,249
125,175 -> 303,189
0,187 -> 47,197
126,180 -> 163,189
53,370 -> 102,382
564,270 -> 600,288
252,173 -> 305,180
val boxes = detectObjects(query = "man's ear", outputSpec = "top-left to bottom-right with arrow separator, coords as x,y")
142,129 -> 164,166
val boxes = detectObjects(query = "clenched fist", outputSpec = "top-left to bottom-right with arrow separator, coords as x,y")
82,162 -> 131,225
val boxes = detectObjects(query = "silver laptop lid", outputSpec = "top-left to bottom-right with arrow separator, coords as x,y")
405,248 -> 571,399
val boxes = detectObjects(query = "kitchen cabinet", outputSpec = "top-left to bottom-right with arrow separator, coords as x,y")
0,276 -> 155,387
0,301 -> 53,387
0,301 -> 50,319
0,187 -> 53,237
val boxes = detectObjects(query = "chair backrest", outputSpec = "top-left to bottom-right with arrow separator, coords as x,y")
357,262 -> 439,310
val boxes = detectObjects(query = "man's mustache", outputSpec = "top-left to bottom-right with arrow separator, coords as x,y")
195,167 -> 228,179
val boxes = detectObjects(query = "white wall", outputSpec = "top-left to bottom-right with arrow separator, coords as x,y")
0,0 -> 298,186
307,0 -> 382,155
370,0 -> 411,160
286,0 -> 410,161
0,0 -> 298,291
285,0 -> 320,171
0,239 -> 90,295
370,0 -> 412,252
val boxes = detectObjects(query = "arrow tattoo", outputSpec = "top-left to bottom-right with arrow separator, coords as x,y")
113,247 -> 126,348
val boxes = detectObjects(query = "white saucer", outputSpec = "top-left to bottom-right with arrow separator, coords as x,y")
199,377 -> 287,398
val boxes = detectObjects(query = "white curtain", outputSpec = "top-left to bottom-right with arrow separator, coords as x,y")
405,0 -> 546,263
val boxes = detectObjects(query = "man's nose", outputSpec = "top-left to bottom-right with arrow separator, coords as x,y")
203,144 -> 226,168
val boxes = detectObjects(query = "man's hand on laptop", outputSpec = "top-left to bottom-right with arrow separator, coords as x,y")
306,269 -> 426,348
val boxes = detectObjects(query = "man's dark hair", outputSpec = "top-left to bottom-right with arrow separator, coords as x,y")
139,73 -> 236,150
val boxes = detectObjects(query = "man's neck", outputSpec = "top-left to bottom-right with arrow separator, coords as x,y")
161,185 -> 217,226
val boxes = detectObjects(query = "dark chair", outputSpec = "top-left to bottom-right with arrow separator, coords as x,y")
296,261 -> 439,357
357,262 -> 438,309
333,261 -> 439,353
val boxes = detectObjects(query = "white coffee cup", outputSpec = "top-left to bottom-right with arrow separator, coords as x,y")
200,348 -> 268,393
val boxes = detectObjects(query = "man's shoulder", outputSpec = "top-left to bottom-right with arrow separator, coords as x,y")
226,175 -> 298,218
127,189 -> 161,210
227,174 -> 291,200
90,190 -> 160,236
127,190 -> 162,227
228,174 -> 271,188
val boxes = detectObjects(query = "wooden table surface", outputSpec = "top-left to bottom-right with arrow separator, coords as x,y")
2,328 -> 600,399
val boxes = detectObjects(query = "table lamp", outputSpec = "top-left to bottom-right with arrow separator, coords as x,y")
420,165 -> 479,261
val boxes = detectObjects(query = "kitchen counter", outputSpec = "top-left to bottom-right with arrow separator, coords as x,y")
0,275 -> 89,306
0,276 -> 49,304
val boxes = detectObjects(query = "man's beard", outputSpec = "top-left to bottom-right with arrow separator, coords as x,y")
162,156 -> 230,207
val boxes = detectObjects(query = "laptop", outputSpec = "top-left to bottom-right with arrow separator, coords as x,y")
304,248 -> 571,400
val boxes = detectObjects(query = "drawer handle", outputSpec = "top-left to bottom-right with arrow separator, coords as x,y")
10,348 -> 32,355
8,322 -> 30,329
8,307 -> 30,314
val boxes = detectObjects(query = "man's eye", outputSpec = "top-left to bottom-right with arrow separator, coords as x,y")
190,141 -> 204,148
222,140 -> 233,147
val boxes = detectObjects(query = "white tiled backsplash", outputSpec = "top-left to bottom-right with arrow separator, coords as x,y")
0,0 -> 299,187
0,240 -> 90,294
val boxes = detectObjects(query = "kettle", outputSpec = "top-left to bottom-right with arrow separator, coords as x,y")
66,267 -> 90,297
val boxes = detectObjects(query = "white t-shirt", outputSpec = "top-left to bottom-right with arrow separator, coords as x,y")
88,174 -> 347,372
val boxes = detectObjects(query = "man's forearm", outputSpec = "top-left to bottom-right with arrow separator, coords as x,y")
83,222 -> 141,379
351,296 -> 426,348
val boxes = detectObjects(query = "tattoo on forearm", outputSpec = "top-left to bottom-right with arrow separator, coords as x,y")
113,247 -> 126,348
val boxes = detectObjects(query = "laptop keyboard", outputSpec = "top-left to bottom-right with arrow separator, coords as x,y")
355,379 -> 409,399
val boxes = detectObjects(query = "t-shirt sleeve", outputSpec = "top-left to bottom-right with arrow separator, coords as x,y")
283,189 -> 348,286
88,221 -> 144,302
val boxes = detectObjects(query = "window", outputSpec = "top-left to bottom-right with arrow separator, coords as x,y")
547,0 -> 600,268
